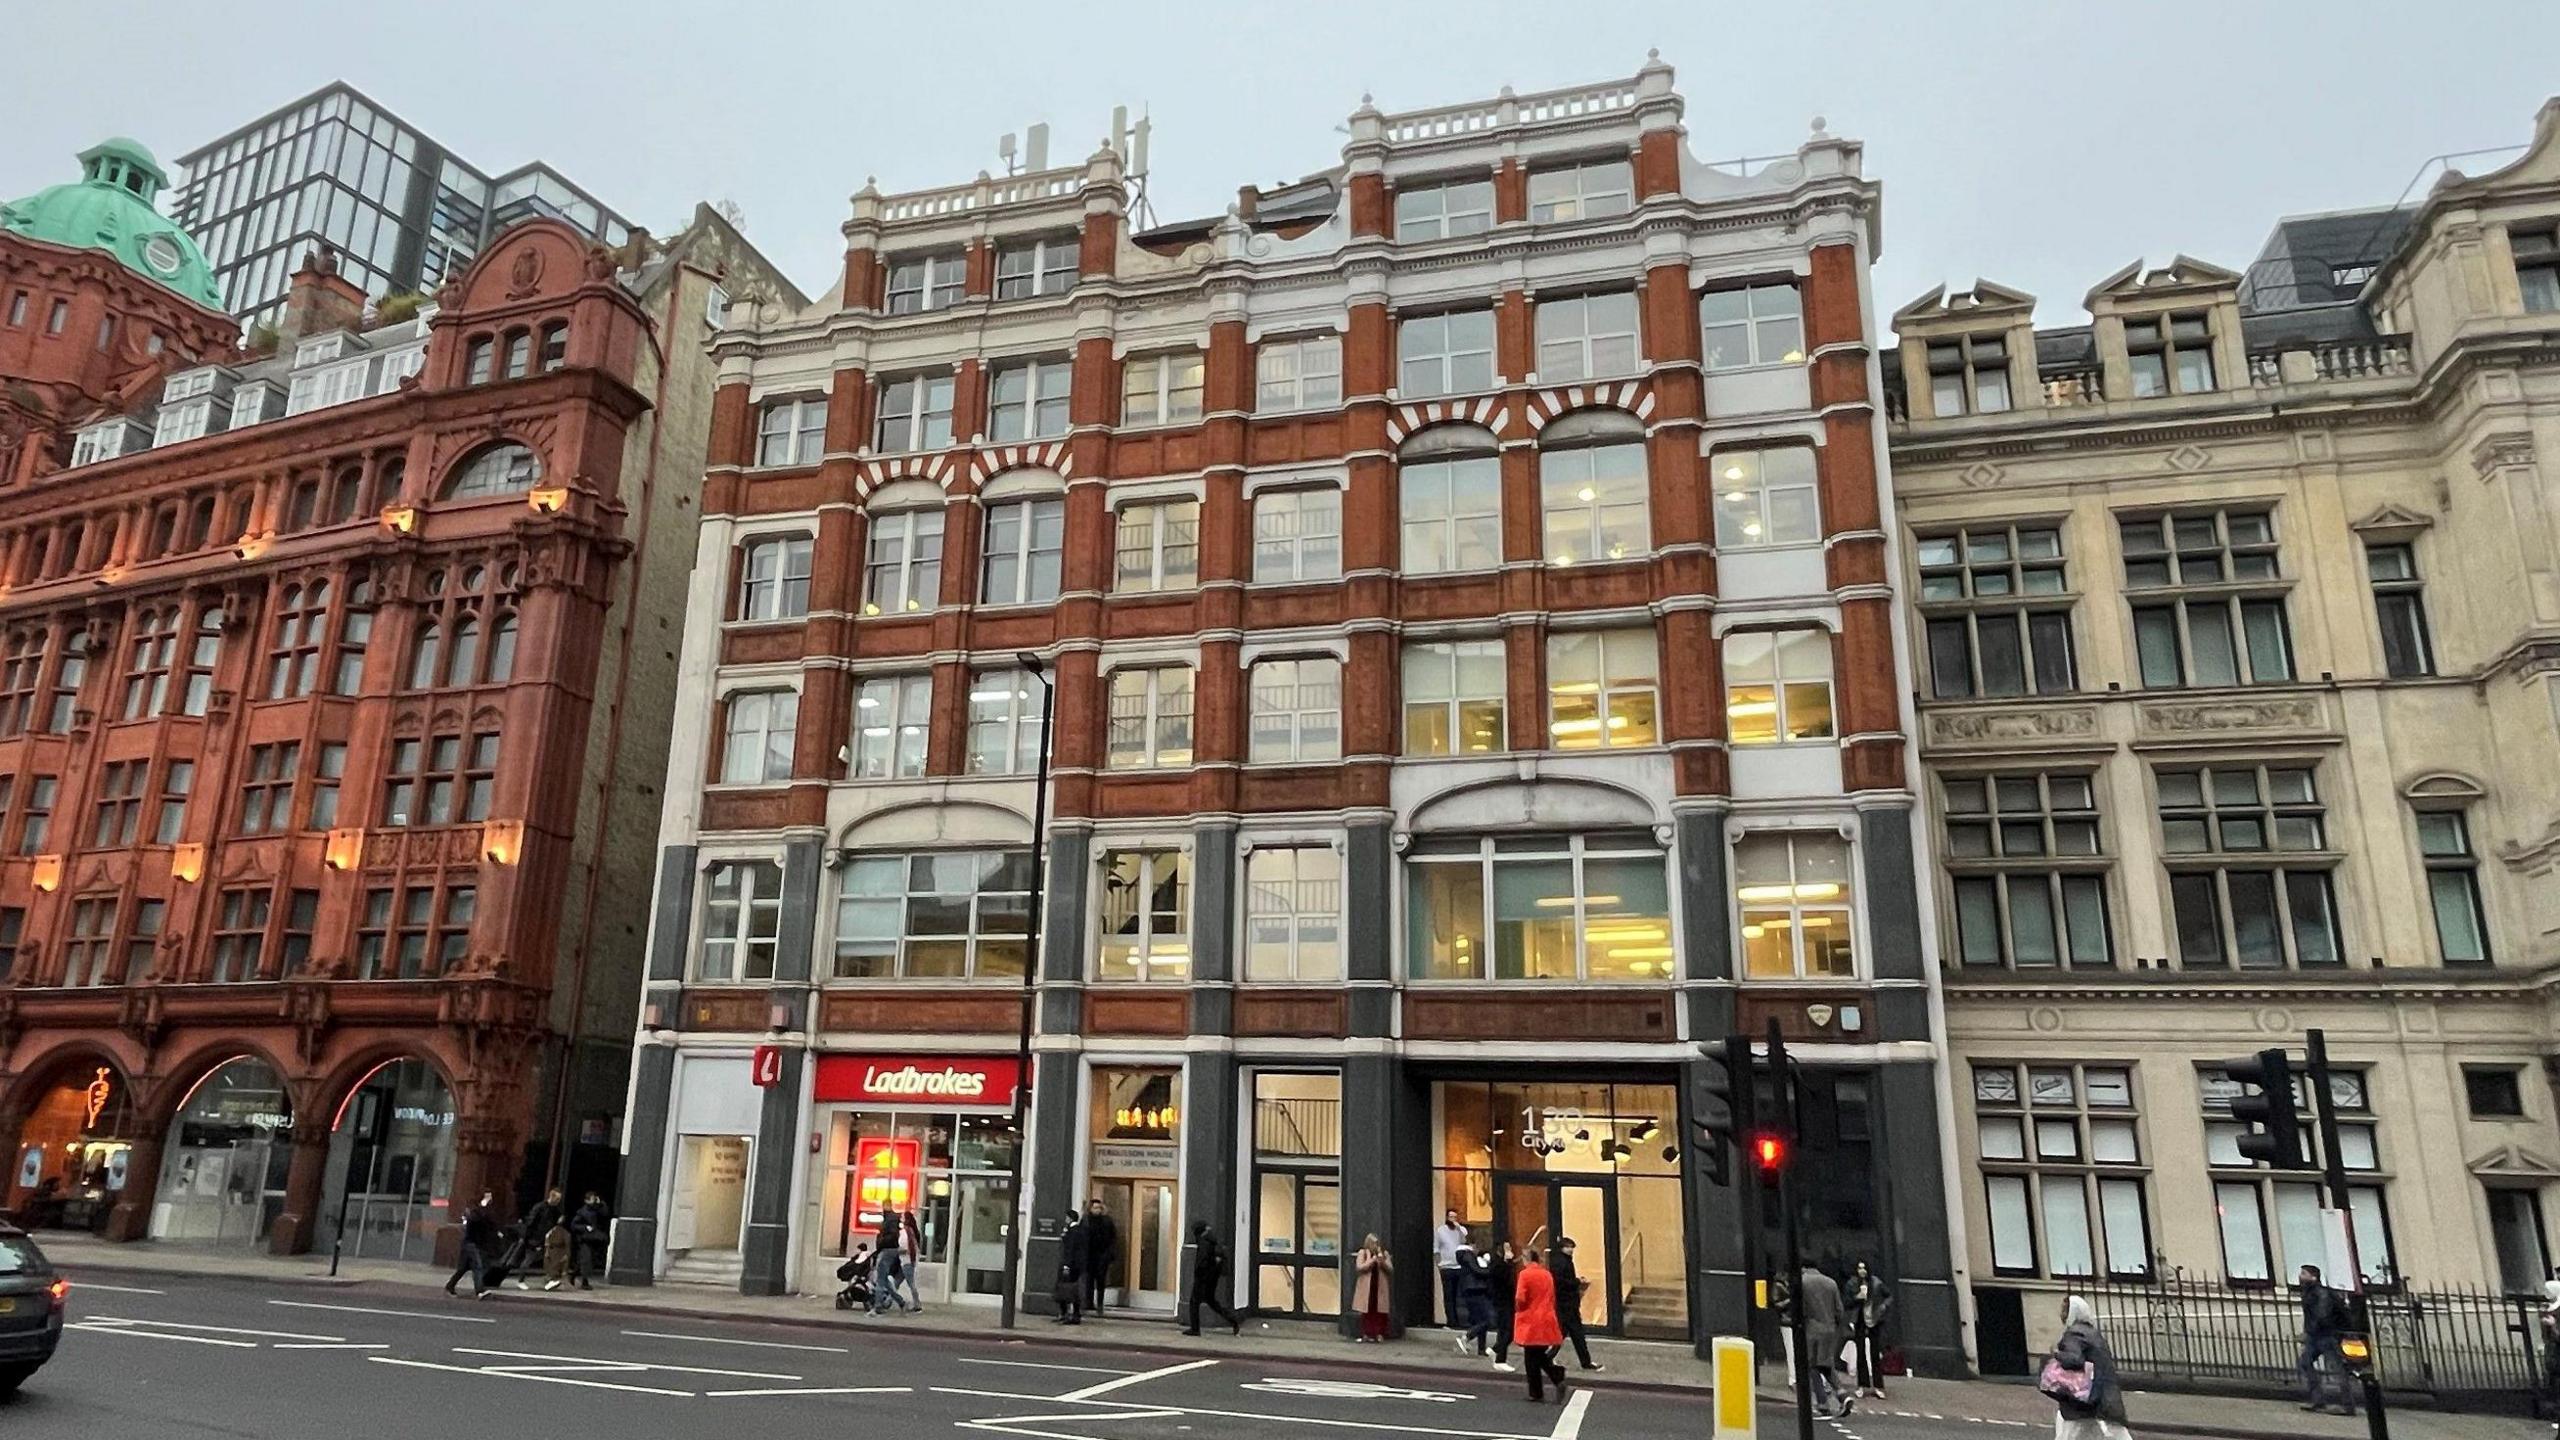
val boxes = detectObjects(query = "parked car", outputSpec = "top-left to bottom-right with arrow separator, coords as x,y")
0,1225 -> 66,1393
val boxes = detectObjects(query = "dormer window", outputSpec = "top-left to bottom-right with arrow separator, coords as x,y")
293,334 -> 346,367
2125,312 -> 2214,397
1927,334 -> 2012,415
2515,224 -> 2559,313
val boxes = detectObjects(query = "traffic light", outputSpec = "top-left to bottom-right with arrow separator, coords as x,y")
1692,1034 -> 1751,1186
2222,1048 -> 2307,1169
1752,1132 -> 1787,1174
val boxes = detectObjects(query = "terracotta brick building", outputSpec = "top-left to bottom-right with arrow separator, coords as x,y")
617,57 -> 1962,1366
0,135 -> 801,1262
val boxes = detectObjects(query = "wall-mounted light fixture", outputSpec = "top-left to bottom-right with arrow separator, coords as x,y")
234,536 -> 268,562
480,818 -> 525,865
324,827 -> 364,871
527,485 -> 570,515
30,855 -> 62,892
380,504 -> 418,535
170,843 -> 205,883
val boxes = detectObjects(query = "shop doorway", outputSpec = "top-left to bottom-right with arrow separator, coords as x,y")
151,1057 -> 292,1247
1095,1176 -> 1179,1309
7,1059 -> 136,1233
321,1058 -> 459,1263
667,1134 -> 750,1260
1495,1175 -> 1617,1331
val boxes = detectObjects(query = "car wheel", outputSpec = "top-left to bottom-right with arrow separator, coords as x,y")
0,1363 -> 35,1395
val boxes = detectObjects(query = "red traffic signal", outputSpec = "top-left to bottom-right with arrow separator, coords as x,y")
1753,1133 -> 1787,1172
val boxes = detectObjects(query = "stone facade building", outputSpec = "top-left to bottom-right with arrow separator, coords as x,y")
1889,98 -> 2560,1372
0,136 -> 799,1263
614,57 -> 1964,1367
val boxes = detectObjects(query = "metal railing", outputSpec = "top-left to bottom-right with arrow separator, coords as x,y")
1252,1097 -> 1340,1159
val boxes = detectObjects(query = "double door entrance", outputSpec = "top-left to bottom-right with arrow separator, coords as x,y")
1493,1174 -> 1616,1332
1092,1176 -> 1180,1310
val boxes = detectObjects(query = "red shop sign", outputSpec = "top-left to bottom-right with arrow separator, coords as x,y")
814,1054 -> 1021,1108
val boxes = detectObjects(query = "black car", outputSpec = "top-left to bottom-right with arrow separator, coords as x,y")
0,1225 -> 65,1392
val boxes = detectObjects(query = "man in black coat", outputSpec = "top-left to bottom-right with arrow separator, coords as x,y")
1052,1209 -> 1089,1324
1548,1237 -> 1603,1371
445,1191 -> 498,1298
1182,1221 -> 1240,1336
1082,1197 -> 1120,1316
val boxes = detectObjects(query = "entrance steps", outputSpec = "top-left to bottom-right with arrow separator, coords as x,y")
1620,1283 -> 1687,1341
661,1249 -> 744,1288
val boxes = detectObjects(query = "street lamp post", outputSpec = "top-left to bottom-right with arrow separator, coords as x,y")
996,654 -> 1055,1330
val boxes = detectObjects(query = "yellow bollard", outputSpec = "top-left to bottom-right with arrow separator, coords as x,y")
1713,1334 -> 1757,1439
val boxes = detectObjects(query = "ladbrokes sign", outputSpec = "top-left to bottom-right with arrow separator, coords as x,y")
814,1054 -> 1021,1108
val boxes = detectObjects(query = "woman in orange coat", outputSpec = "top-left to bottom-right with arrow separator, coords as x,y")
1511,1249 -> 1570,1403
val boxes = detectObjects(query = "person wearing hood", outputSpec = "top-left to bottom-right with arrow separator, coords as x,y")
1482,1240 -> 1519,1372
1052,1208 -> 1089,1325
1182,1220 -> 1240,1336
2042,1295 -> 2132,1439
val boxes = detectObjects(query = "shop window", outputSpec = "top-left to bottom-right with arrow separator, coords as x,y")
1534,292 -> 1639,383
1397,310 -> 1495,398
1121,351 -> 1204,427
1405,833 -> 1671,981
1252,489 -> 1341,584
151,1058 -> 293,1244
1973,1063 -> 2151,1279
1105,666 -> 1194,770
1920,525 -> 2075,698
2159,764 -> 2339,970
873,373 -> 955,453
981,498 -> 1064,606
965,667 -> 1047,776
1244,848 -> 1343,982
696,860 -> 784,981
1699,282 -> 1805,371
719,689 -> 798,785
2366,543 -> 2435,678
1257,335 -> 1341,412
757,396 -> 828,468
1538,433 -> 1648,565
1247,658 -> 1341,764
989,358 -> 1071,442
851,674 -> 930,779
2125,311 -> 2215,396
1097,850 -> 1190,981
1251,1071 -> 1343,1317
2418,810 -> 2490,965
864,508 -> 944,615
1735,832 -> 1857,979
1395,177 -> 1493,241
1724,629 -> 1833,744
1402,639 -> 1506,756
1944,772 -> 2111,969
2201,1065 -> 2393,1287
738,535 -> 813,621
1546,628 -> 1657,749
1713,448 -> 1822,551
829,850 -> 1032,979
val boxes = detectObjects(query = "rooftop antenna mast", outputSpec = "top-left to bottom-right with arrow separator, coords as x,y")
1110,104 -> 1156,229
997,123 -> 1052,178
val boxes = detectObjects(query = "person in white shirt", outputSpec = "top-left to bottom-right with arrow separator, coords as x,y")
1433,1209 -> 1470,1329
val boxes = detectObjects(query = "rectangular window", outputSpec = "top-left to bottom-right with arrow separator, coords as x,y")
696,859 -> 784,981
830,850 -> 1032,979
2159,764 -> 2340,970
331,575 -> 373,696
994,236 -> 1078,299
2464,1066 -> 2525,1120
4,292 -> 24,328
2418,810 -> 2490,965
1699,283 -> 1804,370
1397,311 -> 1496,398
92,760 -> 146,847
122,609 -> 178,719
2123,509 -> 2290,688
2514,225 -> 2559,314
1402,640 -> 1506,756
1251,489 -> 1342,584
1547,628 -> 1657,749
1539,441 -> 1649,564
279,888 -> 318,973
1944,773 -> 2112,968
1097,849 -> 1191,981
1712,448 -> 1822,550
178,610 -> 221,717
1393,177 -> 1493,241
1256,335 -> 1342,412
737,535 -> 814,621
720,689 -> 799,785
1121,351 -> 1204,427
17,776 -> 54,854
1736,832 -> 1858,979
1406,832 -> 1670,981
873,373 -> 955,453
211,886 -> 272,983
267,581 -> 332,699
64,897 -> 115,986
863,508 -> 945,615
0,630 -> 40,736
1114,499 -> 1200,593
1926,333 -> 2014,415
1725,629 -> 1834,744
851,674 -> 931,779
1973,1063 -> 2151,1279
1248,657 -> 1342,764
2201,1065 -> 2393,1286
1527,159 -> 1633,223
0,907 -> 21,981
884,252 -> 966,314
309,743 -> 345,829
989,357 -> 1072,441
1245,847 -> 1343,982
1533,292 -> 1640,382
121,898 -> 164,982
380,732 -> 498,826
1399,454 -> 1502,574
154,759 -> 194,844
2365,543 -> 2435,678
1106,666 -> 1195,769
965,668 -> 1047,776
1918,525 -> 2076,698
756,396 -> 828,467
47,299 -> 68,335
981,497 -> 1064,605
2125,311 -> 2216,396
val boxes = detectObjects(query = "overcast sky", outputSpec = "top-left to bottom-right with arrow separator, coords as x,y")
10,1 -> 2559,324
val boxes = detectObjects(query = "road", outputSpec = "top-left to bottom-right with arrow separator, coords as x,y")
1,1268 -> 2031,1440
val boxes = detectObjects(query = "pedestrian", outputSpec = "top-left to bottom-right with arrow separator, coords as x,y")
1847,1259 -> 1893,1398
2295,1263 -> 2352,1415
1052,1209 -> 1088,1325
1181,1220 -> 1241,1336
1352,1232 -> 1394,1342
518,1187 -> 567,1291
568,1191 -> 607,1290
1483,1240 -> 1519,1373
1083,1198 -> 1121,1317
873,1206 -> 922,1314
1453,1242 -> 1494,1357
1771,1271 -> 1798,1391
2538,1275 -> 2560,1423
2041,1294 -> 2133,1439
1798,1262 -> 1852,1418
1511,1246 -> 1570,1404
1434,1208 -> 1470,1328
1548,1236 -> 1604,1372
445,1191 -> 497,1299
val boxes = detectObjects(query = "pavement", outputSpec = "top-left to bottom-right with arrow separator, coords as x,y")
11,1233 -> 2550,1440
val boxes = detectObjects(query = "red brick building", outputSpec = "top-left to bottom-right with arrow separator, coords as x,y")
0,139 -> 799,1261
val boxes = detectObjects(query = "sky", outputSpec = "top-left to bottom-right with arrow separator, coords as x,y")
9,1 -> 2560,325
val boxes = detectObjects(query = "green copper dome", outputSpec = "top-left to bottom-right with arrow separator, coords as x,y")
0,138 -> 222,310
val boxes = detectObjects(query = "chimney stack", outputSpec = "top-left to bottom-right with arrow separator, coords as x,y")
278,245 -> 366,344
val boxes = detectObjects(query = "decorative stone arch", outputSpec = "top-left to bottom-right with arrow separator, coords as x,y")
833,797 -> 1033,857
978,464 -> 1069,502
1,1038 -> 145,1120
439,438 -> 544,501
2402,770 -> 2488,805
1523,383 -> 1654,433
144,1038 -> 302,1132
854,454 -> 959,500
971,444 -> 1075,486
865,476 -> 946,515
1387,402 -> 1508,448
1401,772 -> 1667,843
1536,404 -> 1647,446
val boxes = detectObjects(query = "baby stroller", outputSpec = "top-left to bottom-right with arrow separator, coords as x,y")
833,1247 -> 876,1312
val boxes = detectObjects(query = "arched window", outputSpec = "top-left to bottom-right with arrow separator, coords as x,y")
538,323 -> 568,373
1537,410 -> 1649,565
501,329 -> 531,379
184,497 -> 214,551
288,480 -> 320,531
376,458 -> 406,509
442,444 -> 540,500
179,606 -> 223,716
486,612 -> 518,683
465,337 -> 494,384
328,468 -> 364,523
147,507 -> 177,559
1398,424 -> 1501,576
409,622 -> 442,689
56,523 -> 84,578
447,615 -> 481,686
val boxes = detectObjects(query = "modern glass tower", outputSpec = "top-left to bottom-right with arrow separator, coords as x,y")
172,82 -> 632,325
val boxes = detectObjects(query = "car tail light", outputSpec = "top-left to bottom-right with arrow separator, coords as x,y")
46,1278 -> 68,1313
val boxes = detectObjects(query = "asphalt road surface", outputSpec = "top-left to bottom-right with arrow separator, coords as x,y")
1,1268 -> 2034,1440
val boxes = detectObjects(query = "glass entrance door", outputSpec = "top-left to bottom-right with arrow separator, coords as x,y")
1494,1174 -> 1619,1332
1096,1177 -> 1179,1309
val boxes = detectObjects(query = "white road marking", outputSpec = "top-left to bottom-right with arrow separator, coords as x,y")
958,1356 -> 1140,1376
269,1299 -> 496,1324
961,1408 -> 1182,1440
704,1385 -> 913,1397
88,1315 -> 342,1341
1550,1389 -> 1591,1440
65,1323 -> 253,1347
274,1342 -> 390,1350
1055,1356 -> 1218,1401
66,1281 -> 164,1294
620,1328 -> 848,1354
932,1388 -> 1555,1439
369,1355 -> 694,1398
451,1346 -> 800,1380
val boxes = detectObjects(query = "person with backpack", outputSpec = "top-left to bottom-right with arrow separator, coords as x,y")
2043,1294 -> 2133,1439
2296,1263 -> 2353,1415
